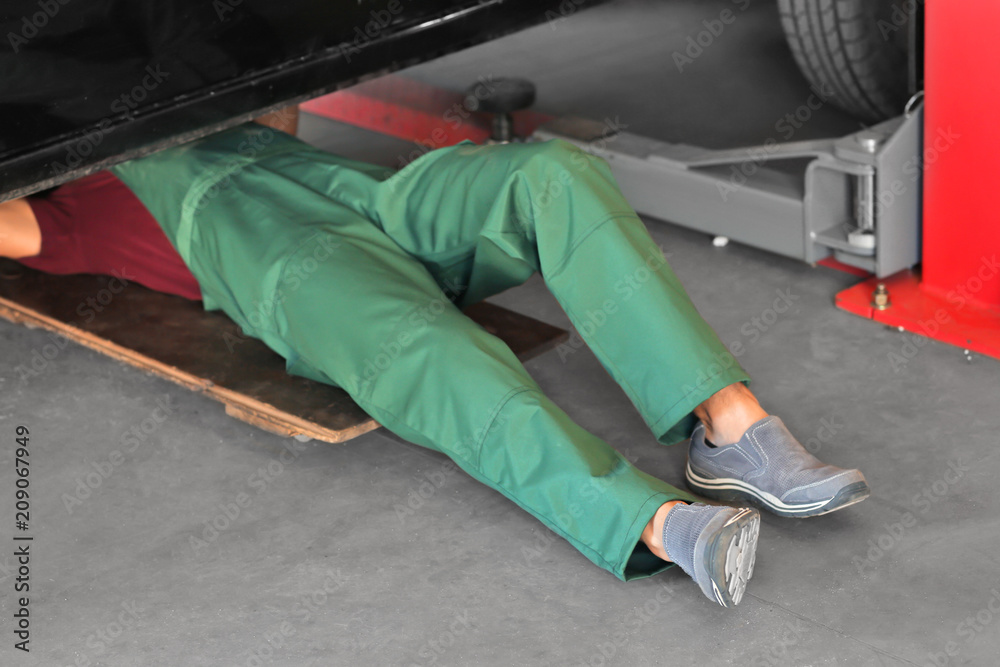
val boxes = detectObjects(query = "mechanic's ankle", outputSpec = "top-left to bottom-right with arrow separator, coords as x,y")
695,383 -> 768,445
641,500 -> 688,561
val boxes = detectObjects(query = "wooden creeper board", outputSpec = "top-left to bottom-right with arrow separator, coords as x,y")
0,260 -> 568,443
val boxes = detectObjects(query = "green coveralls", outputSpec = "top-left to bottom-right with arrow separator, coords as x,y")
111,123 -> 749,581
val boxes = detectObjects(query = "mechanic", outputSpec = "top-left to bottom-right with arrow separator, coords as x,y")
0,107 -> 870,607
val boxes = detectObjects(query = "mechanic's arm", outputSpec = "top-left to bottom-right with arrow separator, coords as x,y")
0,198 -> 41,259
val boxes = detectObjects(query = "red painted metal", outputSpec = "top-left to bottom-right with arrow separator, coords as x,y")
836,0 -> 1000,358
301,75 -> 553,156
817,257 -> 873,278
836,270 -> 1000,359
921,0 -> 1000,311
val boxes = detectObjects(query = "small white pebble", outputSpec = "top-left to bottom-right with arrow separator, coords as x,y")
712,235 -> 730,247
898,326 -> 905,332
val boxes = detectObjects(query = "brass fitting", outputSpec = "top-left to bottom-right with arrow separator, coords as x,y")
871,283 -> 891,310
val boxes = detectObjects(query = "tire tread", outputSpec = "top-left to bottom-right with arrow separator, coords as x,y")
777,0 -> 910,121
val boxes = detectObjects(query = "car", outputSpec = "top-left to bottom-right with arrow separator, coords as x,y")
0,0 -> 921,200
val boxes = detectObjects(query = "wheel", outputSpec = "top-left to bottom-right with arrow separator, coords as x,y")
778,0 -> 917,122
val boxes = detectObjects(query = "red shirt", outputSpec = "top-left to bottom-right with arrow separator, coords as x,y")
19,171 -> 203,301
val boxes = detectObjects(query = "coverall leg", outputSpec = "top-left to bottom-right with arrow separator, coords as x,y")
111,124 -> 750,580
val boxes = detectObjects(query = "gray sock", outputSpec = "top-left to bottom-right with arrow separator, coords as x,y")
661,502 -> 718,579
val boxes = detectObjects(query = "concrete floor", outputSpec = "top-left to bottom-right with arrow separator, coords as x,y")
3,1 -> 999,665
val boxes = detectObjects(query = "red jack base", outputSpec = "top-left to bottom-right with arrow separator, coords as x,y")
835,270 -> 1000,360
301,75 -> 553,149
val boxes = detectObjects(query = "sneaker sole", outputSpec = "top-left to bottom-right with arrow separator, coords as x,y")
702,508 -> 760,608
685,462 -> 871,519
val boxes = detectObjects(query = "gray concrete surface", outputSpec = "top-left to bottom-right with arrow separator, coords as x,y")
3,1 -> 999,666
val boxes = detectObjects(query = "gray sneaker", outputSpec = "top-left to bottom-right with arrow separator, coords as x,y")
662,503 -> 761,608
685,416 -> 870,518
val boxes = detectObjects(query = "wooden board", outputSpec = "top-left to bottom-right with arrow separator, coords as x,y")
0,260 -> 568,443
